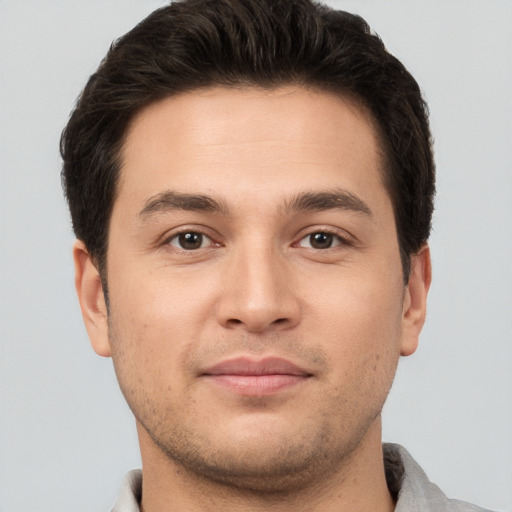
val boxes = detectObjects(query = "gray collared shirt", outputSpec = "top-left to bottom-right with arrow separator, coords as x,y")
111,443 -> 494,511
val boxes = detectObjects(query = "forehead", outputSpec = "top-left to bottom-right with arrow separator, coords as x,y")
118,86 -> 386,209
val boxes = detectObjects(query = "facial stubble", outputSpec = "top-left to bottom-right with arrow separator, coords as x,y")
108,322 -> 399,495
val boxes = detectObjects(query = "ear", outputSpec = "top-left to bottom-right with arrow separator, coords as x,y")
400,244 -> 432,357
73,240 -> 111,357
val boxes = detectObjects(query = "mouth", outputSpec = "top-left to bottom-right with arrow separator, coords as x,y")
201,356 -> 312,396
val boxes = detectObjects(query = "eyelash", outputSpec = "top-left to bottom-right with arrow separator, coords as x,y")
165,229 -> 218,251
295,229 -> 353,250
163,227 -> 353,252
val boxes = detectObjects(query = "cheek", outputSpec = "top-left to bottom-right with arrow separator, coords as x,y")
105,260 -> 223,395
304,266 -> 404,376
106,275 -> 184,382
108,260 -> 213,335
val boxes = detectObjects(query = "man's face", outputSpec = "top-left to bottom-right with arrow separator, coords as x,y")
76,86 -> 428,491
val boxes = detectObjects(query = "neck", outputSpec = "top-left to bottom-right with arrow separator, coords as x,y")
137,418 -> 395,512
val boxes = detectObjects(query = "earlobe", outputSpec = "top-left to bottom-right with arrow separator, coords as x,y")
73,240 -> 111,357
400,244 -> 432,357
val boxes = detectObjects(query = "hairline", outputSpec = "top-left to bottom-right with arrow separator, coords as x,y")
95,83 -> 403,291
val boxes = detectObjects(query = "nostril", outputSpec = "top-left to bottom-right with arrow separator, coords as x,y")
274,318 -> 288,324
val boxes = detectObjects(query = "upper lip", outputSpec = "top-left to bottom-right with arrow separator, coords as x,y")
202,357 -> 311,376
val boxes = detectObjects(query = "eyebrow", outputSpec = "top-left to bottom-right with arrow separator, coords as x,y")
138,188 -> 372,219
283,189 -> 372,217
138,191 -> 229,218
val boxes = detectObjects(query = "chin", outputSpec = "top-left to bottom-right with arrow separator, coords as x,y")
143,415 -> 368,494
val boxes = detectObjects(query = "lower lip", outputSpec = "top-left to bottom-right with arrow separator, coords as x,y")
203,374 -> 308,396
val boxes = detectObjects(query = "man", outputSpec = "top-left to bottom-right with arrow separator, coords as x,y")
60,0 -> 493,510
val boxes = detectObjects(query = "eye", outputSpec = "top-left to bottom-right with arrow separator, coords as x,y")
168,231 -> 213,250
297,231 -> 346,249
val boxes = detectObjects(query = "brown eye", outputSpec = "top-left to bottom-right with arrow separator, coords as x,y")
169,232 -> 210,250
298,231 -> 345,249
309,232 -> 333,249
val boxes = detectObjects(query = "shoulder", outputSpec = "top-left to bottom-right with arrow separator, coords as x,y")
110,469 -> 142,512
384,443 -> 495,512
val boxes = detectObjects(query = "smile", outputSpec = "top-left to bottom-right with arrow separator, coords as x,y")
201,357 -> 312,396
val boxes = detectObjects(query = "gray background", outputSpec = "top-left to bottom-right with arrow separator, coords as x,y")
1,1 -> 511,510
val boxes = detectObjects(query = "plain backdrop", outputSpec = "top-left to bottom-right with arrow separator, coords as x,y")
1,1 -> 511,511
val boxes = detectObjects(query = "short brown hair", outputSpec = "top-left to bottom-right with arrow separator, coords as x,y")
61,0 -> 435,280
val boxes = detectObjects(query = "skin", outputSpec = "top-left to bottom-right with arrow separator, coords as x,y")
74,86 -> 431,511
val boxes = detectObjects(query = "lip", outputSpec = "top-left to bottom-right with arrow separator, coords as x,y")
201,357 -> 312,396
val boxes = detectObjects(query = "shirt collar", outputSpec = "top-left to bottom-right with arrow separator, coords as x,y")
111,444 -> 488,511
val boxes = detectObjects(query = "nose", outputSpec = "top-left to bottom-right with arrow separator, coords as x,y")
216,244 -> 301,333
